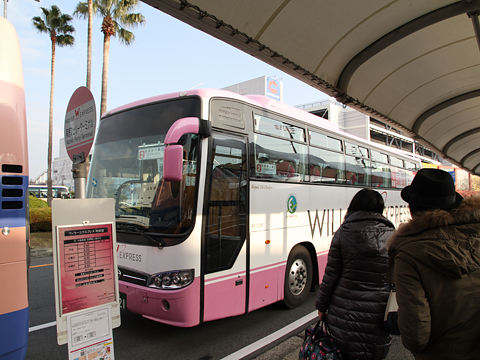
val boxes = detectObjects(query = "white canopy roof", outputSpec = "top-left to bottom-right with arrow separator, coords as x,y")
142,0 -> 480,174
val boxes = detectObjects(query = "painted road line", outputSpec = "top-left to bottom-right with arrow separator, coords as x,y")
220,310 -> 317,360
30,263 -> 53,268
29,321 -> 56,333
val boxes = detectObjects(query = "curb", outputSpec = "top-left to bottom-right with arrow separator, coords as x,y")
30,248 -> 53,257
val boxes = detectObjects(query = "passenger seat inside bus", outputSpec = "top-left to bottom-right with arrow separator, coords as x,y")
276,161 -> 295,178
310,165 -> 321,181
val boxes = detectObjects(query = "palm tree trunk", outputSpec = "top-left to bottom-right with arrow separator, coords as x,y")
47,40 -> 56,206
100,34 -> 110,116
86,0 -> 93,89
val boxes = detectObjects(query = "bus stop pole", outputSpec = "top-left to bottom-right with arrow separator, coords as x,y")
72,153 -> 86,199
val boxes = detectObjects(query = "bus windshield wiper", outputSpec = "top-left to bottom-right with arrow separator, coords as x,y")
116,222 -> 165,248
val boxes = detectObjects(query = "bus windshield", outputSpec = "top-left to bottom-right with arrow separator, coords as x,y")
87,97 -> 201,243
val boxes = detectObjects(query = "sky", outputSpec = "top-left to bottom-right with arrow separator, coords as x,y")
6,0 -> 329,179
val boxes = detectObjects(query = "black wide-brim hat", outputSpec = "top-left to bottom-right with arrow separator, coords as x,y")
401,168 -> 463,210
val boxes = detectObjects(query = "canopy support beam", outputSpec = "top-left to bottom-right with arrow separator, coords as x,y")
336,0 -> 480,94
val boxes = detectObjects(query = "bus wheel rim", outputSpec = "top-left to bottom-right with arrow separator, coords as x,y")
288,259 -> 307,295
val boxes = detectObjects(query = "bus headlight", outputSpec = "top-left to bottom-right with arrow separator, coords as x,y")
149,269 -> 194,289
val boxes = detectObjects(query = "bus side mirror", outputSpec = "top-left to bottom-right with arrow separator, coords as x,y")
163,117 -> 211,182
164,145 -> 184,182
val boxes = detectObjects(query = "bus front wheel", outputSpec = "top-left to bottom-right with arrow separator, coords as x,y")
283,245 -> 313,308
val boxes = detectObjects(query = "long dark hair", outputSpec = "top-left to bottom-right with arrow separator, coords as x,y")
347,189 -> 385,214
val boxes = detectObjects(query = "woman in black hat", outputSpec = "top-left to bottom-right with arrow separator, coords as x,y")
387,168 -> 480,360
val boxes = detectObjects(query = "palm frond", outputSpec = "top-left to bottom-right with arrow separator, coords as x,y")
117,28 -> 134,45
59,24 -> 75,35
56,35 -> 75,47
121,12 -> 145,28
60,14 -> 74,23
73,2 -> 89,18
32,5 -> 76,44
32,16 -> 48,33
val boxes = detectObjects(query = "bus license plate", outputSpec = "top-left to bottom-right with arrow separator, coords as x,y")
119,292 -> 127,310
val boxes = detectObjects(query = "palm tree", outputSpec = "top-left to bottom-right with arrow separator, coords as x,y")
74,0 -> 145,116
32,6 -> 75,206
74,0 -> 94,89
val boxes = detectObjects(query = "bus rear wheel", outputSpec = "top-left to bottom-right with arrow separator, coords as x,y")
284,245 -> 313,308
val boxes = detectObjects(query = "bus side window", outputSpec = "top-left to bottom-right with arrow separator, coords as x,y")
253,134 -> 307,182
309,147 -> 345,184
346,155 -> 371,186
371,162 -> 391,188
370,150 -> 391,188
391,166 -> 406,188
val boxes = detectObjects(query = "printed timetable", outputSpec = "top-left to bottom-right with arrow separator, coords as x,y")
58,224 -> 116,315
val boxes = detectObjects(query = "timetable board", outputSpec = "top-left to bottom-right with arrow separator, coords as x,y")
52,198 -> 120,345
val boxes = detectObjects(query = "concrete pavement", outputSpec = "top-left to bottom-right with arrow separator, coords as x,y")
253,326 -> 414,360
30,248 -> 53,257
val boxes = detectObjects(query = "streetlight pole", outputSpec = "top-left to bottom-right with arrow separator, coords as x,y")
4,0 -> 41,18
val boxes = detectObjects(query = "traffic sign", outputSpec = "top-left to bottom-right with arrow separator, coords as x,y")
64,86 -> 96,161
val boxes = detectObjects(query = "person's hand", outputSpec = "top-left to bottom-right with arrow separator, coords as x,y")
318,311 -> 324,320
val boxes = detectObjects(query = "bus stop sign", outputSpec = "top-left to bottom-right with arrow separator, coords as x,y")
64,86 -> 96,162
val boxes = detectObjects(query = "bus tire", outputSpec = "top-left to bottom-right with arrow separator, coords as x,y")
283,245 -> 313,308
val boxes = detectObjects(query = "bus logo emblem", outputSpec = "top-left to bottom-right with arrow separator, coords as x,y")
287,195 -> 297,214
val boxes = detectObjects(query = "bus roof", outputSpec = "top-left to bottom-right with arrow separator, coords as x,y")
103,88 -> 340,133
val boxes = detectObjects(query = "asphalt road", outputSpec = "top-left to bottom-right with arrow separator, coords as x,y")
27,255 -> 414,360
27,255 -> 320,360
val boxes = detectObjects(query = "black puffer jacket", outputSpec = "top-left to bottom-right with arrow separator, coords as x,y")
315,211 -> 394,360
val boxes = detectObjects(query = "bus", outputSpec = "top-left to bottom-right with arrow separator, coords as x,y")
28,185 -> 71,200
86,88 -> 420,327
0,17 -> 29,359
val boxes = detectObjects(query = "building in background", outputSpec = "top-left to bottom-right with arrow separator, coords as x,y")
32,138 -> 73,189
222,75 -> 283,102
295,98 -> 441,165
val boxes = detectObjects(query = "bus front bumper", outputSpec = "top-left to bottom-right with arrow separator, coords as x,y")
118,278 -> 201,327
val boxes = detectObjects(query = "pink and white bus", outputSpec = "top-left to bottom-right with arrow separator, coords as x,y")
86,88 -> 420,327
0,17 -> 29,359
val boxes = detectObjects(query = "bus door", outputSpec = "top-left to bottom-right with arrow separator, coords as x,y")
202,133 -> 248,322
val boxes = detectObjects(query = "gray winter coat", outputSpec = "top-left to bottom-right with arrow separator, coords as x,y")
316,210 -> 394,360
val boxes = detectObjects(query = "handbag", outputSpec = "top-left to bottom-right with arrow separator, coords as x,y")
384,283 -> 400,335
299,319 -> 342,360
